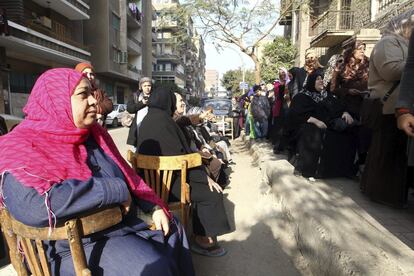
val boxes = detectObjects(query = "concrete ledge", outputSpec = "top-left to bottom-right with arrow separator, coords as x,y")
242,135 -> 414,276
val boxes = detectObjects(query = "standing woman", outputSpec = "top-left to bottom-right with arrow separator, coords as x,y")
331,40 -> 370,170
75,62 -> 113,127
271,67 -> 290,151
361,10 -> 414,208
127,77 -> 152,147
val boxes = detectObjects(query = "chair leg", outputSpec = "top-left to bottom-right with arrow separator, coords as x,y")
0,211 -> 28,276
65,220 -> 90,276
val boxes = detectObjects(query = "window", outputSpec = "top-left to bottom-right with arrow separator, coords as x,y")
10,72 -> 39,94
165,63 -> 172,71
112,13 -> 120,30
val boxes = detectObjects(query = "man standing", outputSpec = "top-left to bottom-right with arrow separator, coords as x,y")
127,77 -> 152,147
250,84 -> 270,139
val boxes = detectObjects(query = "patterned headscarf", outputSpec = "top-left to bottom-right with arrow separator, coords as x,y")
0,69 -> 169,215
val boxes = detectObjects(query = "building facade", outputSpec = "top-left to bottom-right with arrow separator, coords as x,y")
204,69 -> 219,95
0,0 -> 90,116
0,0 -> 154,116
84,0 -> 146,105
280,0 -> 414,66
152,0 -> 205,98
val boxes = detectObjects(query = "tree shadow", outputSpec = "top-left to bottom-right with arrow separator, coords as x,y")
192,222 -> 302,276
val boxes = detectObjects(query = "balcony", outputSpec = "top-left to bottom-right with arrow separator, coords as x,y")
31,0 -> 89,20
127,6 -> 141,29
378,0 -> 399,13
0,21 -> 90,64
127,35 -> 142,55
156,52 -> 181,63
279,0 -> 292,25
310,10 -> 355,47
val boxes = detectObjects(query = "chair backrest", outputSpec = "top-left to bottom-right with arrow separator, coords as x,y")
127,151 -> 202,227
0,207 -> 122,276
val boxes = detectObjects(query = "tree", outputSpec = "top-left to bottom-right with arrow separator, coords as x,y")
260,36 -> 297,83
221,68 -> 255,97
176,0 -> 308,83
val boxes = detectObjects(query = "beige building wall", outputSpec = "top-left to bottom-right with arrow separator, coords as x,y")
205,69 -> 219,93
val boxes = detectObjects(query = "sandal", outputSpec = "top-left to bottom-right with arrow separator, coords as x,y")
190,242 -> 227,257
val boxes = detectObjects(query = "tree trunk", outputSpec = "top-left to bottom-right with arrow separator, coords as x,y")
250,53 -> 261,84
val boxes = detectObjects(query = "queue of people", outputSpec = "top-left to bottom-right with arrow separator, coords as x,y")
232,9 -> 414,210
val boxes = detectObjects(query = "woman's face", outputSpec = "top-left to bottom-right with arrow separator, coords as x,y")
279,71 -> 286,81
71,78 -> 97,128
353,44 -> 366,61
314,76 -> 324,92
305,53 -> 316,65
175,93 -> 185,115
141,81 -> 152,96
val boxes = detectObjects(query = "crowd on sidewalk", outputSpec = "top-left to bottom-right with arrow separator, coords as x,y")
2,6 -> 414,276
233,9 -> 414,211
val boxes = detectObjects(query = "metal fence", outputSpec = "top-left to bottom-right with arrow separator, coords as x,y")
310,10 -> 355,37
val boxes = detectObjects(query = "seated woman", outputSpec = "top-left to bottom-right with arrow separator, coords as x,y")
173,93 -> 228,188
0,68 -> 194,276
137,87 -> 231,257
286,71 -> 357,178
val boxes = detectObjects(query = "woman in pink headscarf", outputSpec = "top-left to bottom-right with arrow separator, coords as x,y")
270,67 -> 291,152
0,68 -> 194,276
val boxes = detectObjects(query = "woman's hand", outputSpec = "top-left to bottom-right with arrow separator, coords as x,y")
307,117 -> 327,129
342,112 -> 354,125
397,113 -> 414,137
121,192 -> 132,215
207,177 -> 223,193
152,209 -> 170,236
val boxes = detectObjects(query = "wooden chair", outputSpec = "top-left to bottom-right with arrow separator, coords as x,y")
127,151 -> 202,228
0,207 -> 122,276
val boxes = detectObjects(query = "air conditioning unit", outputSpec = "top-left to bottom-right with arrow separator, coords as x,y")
40,16 -> 52,29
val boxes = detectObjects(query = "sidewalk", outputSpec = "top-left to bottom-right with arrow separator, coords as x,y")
246,136 -> 414,275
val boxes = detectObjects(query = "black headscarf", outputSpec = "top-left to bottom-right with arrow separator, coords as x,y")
137,87 -> 191,156
303,71 -> 327,102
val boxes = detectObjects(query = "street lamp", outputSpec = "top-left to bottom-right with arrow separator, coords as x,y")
228,47 -> 246,94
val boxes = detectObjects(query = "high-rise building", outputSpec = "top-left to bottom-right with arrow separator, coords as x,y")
0,0 -> 91,116
205,69 -> 219,95
152,0 -> 205,98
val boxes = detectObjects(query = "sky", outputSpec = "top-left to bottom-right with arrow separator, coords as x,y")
203,28 -> 285,88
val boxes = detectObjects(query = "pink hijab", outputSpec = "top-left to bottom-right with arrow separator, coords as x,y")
0,68 -> 169,216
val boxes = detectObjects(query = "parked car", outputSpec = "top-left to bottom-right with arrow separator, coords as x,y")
202,98 -> 233,136
202,98 -> 232,116
105,104 -> 127,127
0,114 -> 23,133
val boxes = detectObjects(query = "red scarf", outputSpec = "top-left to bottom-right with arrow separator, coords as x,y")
0,68 -> 169,216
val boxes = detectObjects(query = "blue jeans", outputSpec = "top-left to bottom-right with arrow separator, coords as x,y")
254,120 -> 268,138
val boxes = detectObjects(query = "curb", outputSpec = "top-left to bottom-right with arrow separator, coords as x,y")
242,135 -> 414,276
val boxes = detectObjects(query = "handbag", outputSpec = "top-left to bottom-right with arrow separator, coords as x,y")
121,112 -> 134,127
360,81 -> 400,130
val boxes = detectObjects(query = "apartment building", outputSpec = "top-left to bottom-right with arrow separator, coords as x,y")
84,0 -> 146,105
280,0 -> 414,66
152,0 -> 205,98
0,0 -> 90,116
205,69 -> 219,94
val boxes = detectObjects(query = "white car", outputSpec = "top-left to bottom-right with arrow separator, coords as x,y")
0,113 -> 23,133
105,104 -> 127,127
